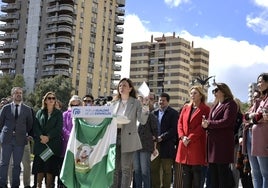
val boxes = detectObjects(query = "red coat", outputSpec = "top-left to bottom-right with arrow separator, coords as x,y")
176,103 -> 210,165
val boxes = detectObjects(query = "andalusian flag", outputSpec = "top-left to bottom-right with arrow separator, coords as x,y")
60,117 -> 117,188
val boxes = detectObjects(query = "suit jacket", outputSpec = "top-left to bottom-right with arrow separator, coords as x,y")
0,103 -> 33,146
154,106 -> 178,159
207,98 -> 237,163
176,103 -> 210,165
33,108 -> 63,156
112,97 -> 149,153
138,112 -> 158,153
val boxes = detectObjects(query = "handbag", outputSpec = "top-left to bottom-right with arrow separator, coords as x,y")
235,145 -> 243,170
39,144 -> 54,162
243,154 -> 251,173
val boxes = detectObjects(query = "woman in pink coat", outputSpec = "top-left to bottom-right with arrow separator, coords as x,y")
176,86 -> 210,188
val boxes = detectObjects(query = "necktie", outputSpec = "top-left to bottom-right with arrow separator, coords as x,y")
15,104 -> 18,120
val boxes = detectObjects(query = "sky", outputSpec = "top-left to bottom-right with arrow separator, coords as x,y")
119,0 -> 268,102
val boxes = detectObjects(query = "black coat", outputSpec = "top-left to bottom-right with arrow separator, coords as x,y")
154,106 -> 178,159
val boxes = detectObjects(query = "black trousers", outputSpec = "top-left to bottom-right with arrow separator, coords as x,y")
182,164 -> 202,188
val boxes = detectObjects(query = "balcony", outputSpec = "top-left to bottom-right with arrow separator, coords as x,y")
42,69 -> 71,77
0,53 -> 16,59
115,17 -> 124,25
0,61 -> 15,69
110,82 -> 117,90
111,74 -> 121,80
113,64 -> 122,71
46,25 -> 73,34
44,47 -> 71,55
114,36 -> 123,44
0,42 -> 17,50
42,58 -> 71,66
116,8 -> 125,16
0,33 -> 18,40
45,36 -> 72,45
47,15 -> 73,24
115,27 -> 124,34
112,55 -> 122,62
117,0 -> 125,7
0,13 -> 19,21
1,3 -> 20,12
47,4 -> 74,13
113,45 -> 122,52
0,23 -> 19,31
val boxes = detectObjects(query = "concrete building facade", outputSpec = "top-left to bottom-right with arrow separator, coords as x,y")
130,33 -> 210,109
0,0 -> 125,98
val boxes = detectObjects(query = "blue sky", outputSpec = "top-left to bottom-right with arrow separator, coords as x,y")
0,0 -> 267,102
119,0 -> 268,102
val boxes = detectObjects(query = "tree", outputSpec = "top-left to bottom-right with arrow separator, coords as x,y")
30,75 -> 74,111
0,74 -> 13,99
12,74 -> 25,88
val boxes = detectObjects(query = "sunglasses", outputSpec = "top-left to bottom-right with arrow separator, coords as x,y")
83,100 -> 93,103
212,88 -> 219,94
47,97 -> 56,100
71,104 -> 79,107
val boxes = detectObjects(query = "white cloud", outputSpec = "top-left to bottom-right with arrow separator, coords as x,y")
119,14 -> 268,102
164,0 -> 190,8
254,0 -> 268,8
246,12 -> 268,34
246,0 -> 268,35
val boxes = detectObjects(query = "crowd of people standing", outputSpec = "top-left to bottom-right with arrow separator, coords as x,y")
0,73 -> 268,188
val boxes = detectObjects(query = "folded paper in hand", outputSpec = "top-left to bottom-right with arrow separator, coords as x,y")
40,144 -> 54,162
138,81 -> 150,97
116,115 -> 131,124
151,149 -> 159,161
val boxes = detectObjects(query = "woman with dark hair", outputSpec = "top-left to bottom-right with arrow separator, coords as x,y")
202,82 -> 238,188
111,78 -> 149,188
244,73 -> 268,188
32,92 -> 63,188
176,86 -> 210,188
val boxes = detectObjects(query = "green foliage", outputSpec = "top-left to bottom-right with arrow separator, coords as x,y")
12,74 -> 25,88
0,75 -> 13,99
0,74 -> 25,100
31,75 -> 73,111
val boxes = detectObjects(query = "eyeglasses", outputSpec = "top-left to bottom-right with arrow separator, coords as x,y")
83,100 -> 93,103
71,104 -> 79,107
47,97 -> 56,100
212,88 -> 219,94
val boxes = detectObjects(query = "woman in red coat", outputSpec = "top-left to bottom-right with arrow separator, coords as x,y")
202,82 -> 238,188
176,86 -> 210,188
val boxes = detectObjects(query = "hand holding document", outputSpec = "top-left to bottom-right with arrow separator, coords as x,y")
151,149 -> 159,161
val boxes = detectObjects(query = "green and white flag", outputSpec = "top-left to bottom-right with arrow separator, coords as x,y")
60,117 -> 117,188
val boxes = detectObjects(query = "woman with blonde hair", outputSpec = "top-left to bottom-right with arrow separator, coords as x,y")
176,86 -> 210,188
32,92 -> 63,188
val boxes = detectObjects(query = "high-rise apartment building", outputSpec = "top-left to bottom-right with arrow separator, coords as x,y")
130,33 -> 209,108
0,0 -> 124,98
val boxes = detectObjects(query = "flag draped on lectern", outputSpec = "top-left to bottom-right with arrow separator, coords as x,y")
60,117 -> 117,188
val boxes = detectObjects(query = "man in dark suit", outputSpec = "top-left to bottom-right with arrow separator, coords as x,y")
0,87 -> 33,188
151,92 -> 179,188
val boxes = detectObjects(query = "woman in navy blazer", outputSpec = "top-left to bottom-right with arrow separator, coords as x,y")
202,83 -> 237,188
